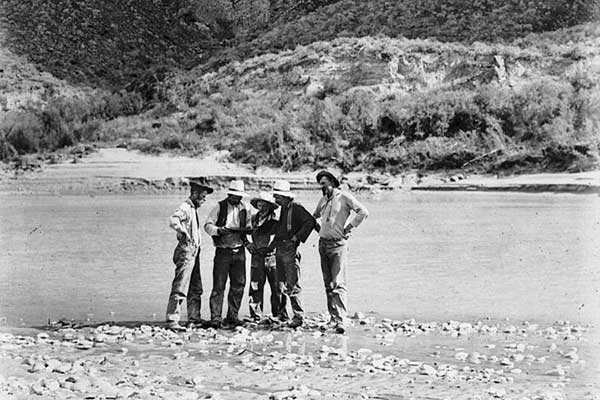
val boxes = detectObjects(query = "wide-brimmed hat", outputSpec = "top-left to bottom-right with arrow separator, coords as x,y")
272,180 -> 295,198
316,170 -> 340,188
188,178 -> 214,194
226,180 -> 248,197
250,191 -> 279,209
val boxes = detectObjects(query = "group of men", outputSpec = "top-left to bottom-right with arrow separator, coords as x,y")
165,171 -> 369,334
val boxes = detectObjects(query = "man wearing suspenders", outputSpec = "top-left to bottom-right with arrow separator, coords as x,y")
204,180 -> 252,329
271,180 -> 316,328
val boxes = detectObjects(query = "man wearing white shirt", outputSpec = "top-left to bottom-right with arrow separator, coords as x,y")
166,179 -> 213,331
313,170 -> 369,334
204,180 -> 252,328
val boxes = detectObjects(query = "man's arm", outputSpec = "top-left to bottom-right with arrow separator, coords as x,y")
294,205 -> 316,243
343,192 -> 369,233
203,204 -> 221,236
312,198 -> 324,233
169,204 -> 190,240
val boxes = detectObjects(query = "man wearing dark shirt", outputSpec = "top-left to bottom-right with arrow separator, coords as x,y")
271,180 -> 316,328
247,192 -> 283,321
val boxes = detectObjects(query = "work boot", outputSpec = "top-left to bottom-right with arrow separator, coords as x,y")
319,319 -> 337,331
334,324 -> 346,335
288,317 -> 304,329
206,319 -> 221,329
186,319 -> 206,329
222,317 -> 244,329
166,321 -> 186,332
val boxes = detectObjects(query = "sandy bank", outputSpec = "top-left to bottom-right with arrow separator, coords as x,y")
1,148 -> 599,195
1,315 -> 598,400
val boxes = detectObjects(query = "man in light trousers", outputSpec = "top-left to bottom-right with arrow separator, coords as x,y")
166,179 -> 214,331
313,170 -> 368,334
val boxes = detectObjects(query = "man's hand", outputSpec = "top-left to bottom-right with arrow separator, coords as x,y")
246,242 -> 257,254
343,224 -> 353,239
177,232 -> 191,242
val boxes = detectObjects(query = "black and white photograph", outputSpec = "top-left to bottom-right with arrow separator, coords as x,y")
0,1 -> 599,399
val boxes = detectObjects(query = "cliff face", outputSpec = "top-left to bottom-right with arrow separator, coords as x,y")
175,25 -> 599,95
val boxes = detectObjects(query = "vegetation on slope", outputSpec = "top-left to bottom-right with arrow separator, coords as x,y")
162,25 -> 600,174
0,0 -> 599,175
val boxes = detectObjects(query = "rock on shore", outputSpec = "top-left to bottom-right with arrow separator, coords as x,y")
0,316 -> 598,399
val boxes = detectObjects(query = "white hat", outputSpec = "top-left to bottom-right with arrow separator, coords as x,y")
250,191 -> 279,209
272,180 -> 294,198
227,180 -> 248,197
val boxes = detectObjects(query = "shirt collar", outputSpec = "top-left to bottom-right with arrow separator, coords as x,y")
185,198 -> 196,208
326,188 -> 341,200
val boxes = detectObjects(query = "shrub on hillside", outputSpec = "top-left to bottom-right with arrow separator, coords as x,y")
0,91 -> 147,160
227,75 -> 599,173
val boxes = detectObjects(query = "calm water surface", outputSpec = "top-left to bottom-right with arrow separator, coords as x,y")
1,191 -> 599,326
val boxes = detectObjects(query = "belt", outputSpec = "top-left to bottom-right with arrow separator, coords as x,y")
217,246 -> 244,253
319,237 -> 346,243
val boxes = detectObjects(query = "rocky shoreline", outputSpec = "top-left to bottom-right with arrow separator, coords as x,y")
1,314 -> 598,400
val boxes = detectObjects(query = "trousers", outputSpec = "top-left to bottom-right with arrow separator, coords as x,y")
166,241 -> 202,322
209,247 -> 246,321
318,238 -> 348,325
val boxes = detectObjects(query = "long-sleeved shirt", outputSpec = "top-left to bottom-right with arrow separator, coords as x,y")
313,188 -> 369,240
250,212 -> 278,250
169,198 -> 201,246
274,202 -> 315,243
204,200 -> 251,248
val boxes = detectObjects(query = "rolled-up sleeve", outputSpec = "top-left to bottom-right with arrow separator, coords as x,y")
345,193 -> 369,228
204,204 -> 220,236
169,205 -> 188,235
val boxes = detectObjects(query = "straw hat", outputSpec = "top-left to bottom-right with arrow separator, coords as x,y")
250,191 -> 279,209
272,180 -> 295,198
226,180 -> 248,197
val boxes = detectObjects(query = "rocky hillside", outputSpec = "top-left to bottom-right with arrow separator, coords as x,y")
1,0 -> 213,89
0,0 -> 599,175
156,23 -> 600,173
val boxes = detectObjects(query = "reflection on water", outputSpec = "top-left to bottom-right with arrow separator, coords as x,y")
1,191 -> 599,326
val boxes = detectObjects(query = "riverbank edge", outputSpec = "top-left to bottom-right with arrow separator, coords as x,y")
1,148 -> 599,195
2,172 -> 600,196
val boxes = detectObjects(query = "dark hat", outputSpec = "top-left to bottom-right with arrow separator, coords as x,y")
188,178 -> 214,194
316,170 -> 340,188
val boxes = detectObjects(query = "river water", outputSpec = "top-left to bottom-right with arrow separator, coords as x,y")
1,191 -> 599,327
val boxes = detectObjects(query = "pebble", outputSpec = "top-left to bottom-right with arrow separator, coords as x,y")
454,352 -> 469,362
71,377 -> 91,392
499,358 -> 513,367
42,378 -> 60,391
419,364 -> 437,376
503,326 -> 516,334
487,387 -> 507,398
75,340 -> 93,350
510,368 -> 522,374
28,361 -> 45,373
31,383 -> 45,395
468,352 -> 481,364
544,367 -> 566,377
